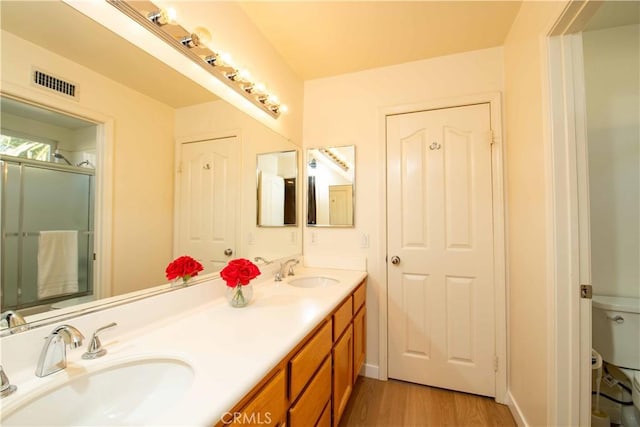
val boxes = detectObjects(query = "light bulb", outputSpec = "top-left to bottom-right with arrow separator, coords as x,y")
267,95 -> 279,104
279,104 -> 289,114
238,69 -> 251,82
220,52 -> 235,68
254,82 -> 266,94
149,7 -> 177,25
193,27 -> 212,47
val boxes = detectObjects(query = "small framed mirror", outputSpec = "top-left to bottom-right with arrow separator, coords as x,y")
307,145 -> 355,227
257,150 -> 298,227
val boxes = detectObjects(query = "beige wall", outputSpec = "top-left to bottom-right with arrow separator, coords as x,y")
1,31 -> 175,296
583,24 -> 640,298
502,1 -> 568,425
303,47 -> 504,374
175,100 -> 302,263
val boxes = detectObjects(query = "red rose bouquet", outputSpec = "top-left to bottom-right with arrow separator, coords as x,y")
220,258 -> 260,307
165,255 -> 204,284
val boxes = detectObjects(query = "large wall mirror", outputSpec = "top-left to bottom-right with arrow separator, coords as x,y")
306,146 -> 355,227
257,150 -> 298,227
0,1 -> 301,332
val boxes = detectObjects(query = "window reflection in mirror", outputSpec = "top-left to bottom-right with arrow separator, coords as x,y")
257,150 -> 298,227
306,146 -> 355,227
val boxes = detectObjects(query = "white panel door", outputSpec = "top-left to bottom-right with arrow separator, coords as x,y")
178,137 -> 238,273
387,103 -> 495,397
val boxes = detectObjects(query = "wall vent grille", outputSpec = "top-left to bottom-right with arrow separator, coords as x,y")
32,69 -> 77,98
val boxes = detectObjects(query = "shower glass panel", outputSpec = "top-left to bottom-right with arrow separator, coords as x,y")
1,158 -> 94,311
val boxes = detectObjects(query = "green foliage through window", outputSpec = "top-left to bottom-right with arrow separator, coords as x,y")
0,134 -> 52,161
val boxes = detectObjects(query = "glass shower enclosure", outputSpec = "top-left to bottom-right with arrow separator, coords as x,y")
1,155 -> 94,312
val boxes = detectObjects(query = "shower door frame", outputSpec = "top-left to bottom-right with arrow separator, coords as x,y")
0,156 -> 96,310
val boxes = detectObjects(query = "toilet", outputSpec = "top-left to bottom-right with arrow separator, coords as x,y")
593,295 -> 640,427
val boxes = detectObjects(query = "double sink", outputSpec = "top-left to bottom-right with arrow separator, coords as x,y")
1,275 -> 340,425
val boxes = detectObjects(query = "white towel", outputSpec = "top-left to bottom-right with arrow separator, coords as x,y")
37,230 -> 79,299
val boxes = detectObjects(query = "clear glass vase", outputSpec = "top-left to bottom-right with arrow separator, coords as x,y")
226,283 -> 253,308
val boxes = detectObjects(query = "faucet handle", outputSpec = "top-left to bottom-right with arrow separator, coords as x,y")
287,259 -> 300,276
0,365 -> 17,398
82,322 -> 117,360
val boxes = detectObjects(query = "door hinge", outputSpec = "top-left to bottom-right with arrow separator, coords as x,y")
489,129 -> 496,145
494,355 -> 499,372
93,252 -> 96,261
580,284 -> 592,299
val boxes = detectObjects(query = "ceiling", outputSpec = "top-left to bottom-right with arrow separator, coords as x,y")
238,1 -> 523,80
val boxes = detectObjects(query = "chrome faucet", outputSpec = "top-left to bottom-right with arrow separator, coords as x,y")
1,310 -> 28,333
275,258 -> 300,281
35,325 -> 84,377
0,365 -> 17,398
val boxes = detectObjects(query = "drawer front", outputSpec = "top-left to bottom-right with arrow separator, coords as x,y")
353,282 -> 366,314
231,369 -> 286,426
289,357 -> 332,427
316,400 -> 331,427
333,296 -> 352,341
289,321 -> 332,401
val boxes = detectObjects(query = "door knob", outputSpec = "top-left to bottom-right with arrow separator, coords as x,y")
391,256 -> 401,265
224,248 -> 233,256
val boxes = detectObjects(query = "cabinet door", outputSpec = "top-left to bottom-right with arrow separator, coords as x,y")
353,306 -> 366,384
230,369 -> 286,426
332,324 -> 353,426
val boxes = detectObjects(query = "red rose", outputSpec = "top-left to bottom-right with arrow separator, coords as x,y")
220,258 -> 261,287
165,255 -> 204,281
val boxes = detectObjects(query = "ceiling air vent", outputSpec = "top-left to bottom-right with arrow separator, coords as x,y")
32,69 -> 77,99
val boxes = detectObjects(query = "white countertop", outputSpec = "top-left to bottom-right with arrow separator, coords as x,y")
0,267 -> 367,426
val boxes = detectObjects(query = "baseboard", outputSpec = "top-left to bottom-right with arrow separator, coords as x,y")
361,363 -> 379,379
506,391 -> 528,427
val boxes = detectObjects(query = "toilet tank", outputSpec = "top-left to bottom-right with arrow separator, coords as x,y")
592,295 -> 640,370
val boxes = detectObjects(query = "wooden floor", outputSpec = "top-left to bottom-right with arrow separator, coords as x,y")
339,377 -> 516,427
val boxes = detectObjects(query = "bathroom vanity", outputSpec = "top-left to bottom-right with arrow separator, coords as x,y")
220,279 -> 366,426
0,265 -> 367,426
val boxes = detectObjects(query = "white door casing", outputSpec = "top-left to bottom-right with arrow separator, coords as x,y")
387,103 -> 496,397
178,137 -> 238,273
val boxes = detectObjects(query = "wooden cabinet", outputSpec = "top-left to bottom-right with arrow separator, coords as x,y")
220,279 -> 366,427
332,324 -> 353,426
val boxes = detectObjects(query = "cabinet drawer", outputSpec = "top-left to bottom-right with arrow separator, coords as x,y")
316,400 -> 331,427
353,282 -> 366,314
289,357 -> 331,427
289,321 -> 332,401
230,369 -> 286,426
333,296 -> 352,341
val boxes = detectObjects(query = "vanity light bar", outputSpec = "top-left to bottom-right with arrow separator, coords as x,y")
106,0 -> 287,119
319,148 -> 349,171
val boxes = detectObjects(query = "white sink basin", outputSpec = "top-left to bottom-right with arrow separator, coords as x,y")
2,357 -> 194,426
288,276 -> 339,288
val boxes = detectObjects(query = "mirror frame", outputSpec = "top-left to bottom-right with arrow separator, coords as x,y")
306,145 -> 356,228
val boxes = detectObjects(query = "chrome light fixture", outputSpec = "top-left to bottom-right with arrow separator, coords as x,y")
107,0 -> 288,119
